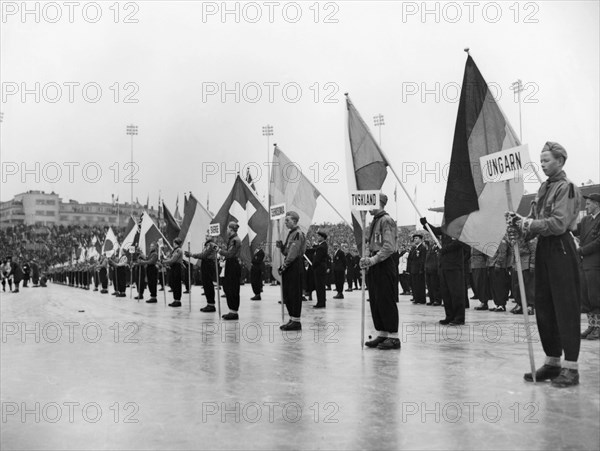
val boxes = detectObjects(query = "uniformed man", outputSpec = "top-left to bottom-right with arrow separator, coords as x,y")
250,243 -> 265,301
276,211 -> 306,330
219,222 -> 242,320
344,244 -> 354,292
472,248 -> 491,310
576,192 -> 600,340
312,230 -> 329,309
137,241 -> 159,303
98,254 -> 109,293
425,241 -> 441,306
408,233 -> 427,304
507,141 -> 582,388
108,251 -> 128,297
360,194 -> 400,350
186,236 -> 218,312
163,238 -> 184,307
420,218 -> 468,326
332,244 -> 346,299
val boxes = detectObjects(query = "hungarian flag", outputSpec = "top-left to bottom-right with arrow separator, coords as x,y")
162,201 -> 181,245
443,55 -> 523,257
345,94 -> 388,253
120,215 -> 139,256
102,227 -> 119,257
139,211 -> 172,257
269,145 -> 321,281
212,175 -> 269,269
179,193 -> 213,264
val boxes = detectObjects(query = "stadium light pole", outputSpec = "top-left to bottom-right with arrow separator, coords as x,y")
262,124 -> 274,193
126,124 -> 138,216
510,79 -> 524,142
373,114 -> 384,146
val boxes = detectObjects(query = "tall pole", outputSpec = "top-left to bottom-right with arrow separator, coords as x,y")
510,79 -> 524,142
262,125 -> 273,196
126,124 -> 138,216
373,114 -> 384,147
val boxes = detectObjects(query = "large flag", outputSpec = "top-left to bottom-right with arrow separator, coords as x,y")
443,55 -> 523,257
345,94 -> 389,252
269,145 -> 321,281
139,211 -> 172,257
162,201 -> 181,245
77,243 -> 86,263
179,193 -> 213,264
120,215 -> 139,255
102,227 -> 119,257
211,175 -> 269,269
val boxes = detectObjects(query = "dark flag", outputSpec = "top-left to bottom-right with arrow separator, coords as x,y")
443,55 -> 523,256
212,175 -> 269,269
162,201 -> 181,245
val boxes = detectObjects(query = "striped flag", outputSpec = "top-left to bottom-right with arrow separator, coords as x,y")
139,211 -> 172,257
269,145 -> 321,281
179,193 -> 213,264
345,94 -> 388,253
120,215 -> 139,255
443,55 -> 523,256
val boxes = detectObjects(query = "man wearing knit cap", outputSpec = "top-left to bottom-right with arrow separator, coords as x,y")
276,211 -> 307,330
507,141 -> 582,387
360,193 -> 401,350
219,221 -> 242,320
576,192 -> 600,340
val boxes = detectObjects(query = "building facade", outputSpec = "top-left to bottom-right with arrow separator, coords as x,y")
0,191 -> 158,229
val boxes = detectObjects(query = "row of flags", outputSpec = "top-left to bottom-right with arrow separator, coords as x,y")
70,54 -> 524,272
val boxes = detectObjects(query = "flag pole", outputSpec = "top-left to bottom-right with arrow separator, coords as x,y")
318,193 -> 352,228
360,211 -> 367,349
505,181 -> 537,383
383,161 -> 441,248
188,242 -> 192,312
137,259 -> 142,302
215,251 -> 222,317
278,218 -> 285,324
160,250 -> 167,307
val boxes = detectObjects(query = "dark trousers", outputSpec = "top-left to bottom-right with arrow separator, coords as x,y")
99,268 -> 108,289
411,272 -> 426,303
535,234 -> 581,362
23,275 -> 29,287
511,268 -> 535,307
472,267 -> 490,303
366,258 -> 399,333
224,259 -> 241,311
170,263 -> 182,301
146,265 -> 157,298
334,270 -> 345,294
581,267 -> 600,314
282,258 -> 303,318
490,268 -> 510,306
136,266 -> 147,296
250,265 -> 263,295
314,267 -> 327,306
116,266 -> 127,293
426,271 -> 441,303
201,260 -> 216,304
399,272 -> 411,293
440,267 -> 466,322
346,271 -> 353,290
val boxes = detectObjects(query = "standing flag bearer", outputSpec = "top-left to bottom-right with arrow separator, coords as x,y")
508,142 -> 582,387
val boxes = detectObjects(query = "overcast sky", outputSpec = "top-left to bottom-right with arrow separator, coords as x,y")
1,0 -> 598,226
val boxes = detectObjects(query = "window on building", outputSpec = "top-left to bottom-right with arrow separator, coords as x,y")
46,211 -> 55,216
108,217 -> 116,223
60,216 -> 68,221
36,199 -> 45,205
35,210 -> 45,215
46,200 -> 56,205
